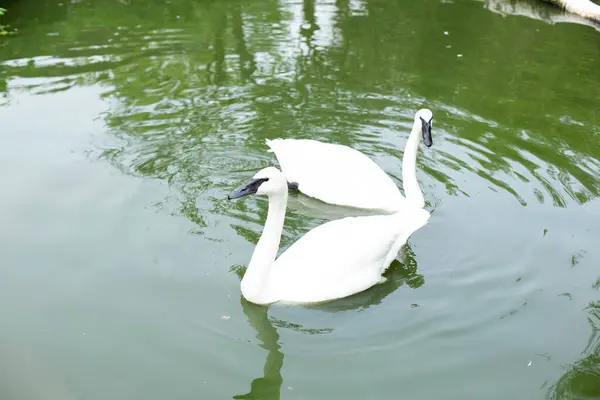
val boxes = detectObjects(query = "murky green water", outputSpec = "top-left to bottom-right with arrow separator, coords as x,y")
1,0 -> 599,398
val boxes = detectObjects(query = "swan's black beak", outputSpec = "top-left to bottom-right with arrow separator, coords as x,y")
420,117 -> 433,148
228,178 -> 269,200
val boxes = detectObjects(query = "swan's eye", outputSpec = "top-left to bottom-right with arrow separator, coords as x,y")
249,177 -> 269,190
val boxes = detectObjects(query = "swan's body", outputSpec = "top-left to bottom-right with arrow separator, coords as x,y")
228,167 -> 430,305
266,108 -> 433,212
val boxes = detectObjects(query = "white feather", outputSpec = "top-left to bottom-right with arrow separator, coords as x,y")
268,210 -> 429,304
266,138 -> 406,212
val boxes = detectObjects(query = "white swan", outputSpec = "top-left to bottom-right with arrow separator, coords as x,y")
228,166 -> 430,305
265,108 -> 433,212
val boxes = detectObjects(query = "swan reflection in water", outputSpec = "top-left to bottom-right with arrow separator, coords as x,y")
231,244 -> 424,399
286,189 -> 440,225
233,299 -> 284,400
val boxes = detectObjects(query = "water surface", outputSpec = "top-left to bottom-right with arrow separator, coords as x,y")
0,0 -> 599,399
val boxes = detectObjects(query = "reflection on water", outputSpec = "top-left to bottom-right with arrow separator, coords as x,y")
234,299 -> 284,400
1,0 -> 600,399
480,0 -> 600,31
548,301 -> 600,399
96,0 -> 600,213
1,0 -> 599,237
286,192 -> 389,220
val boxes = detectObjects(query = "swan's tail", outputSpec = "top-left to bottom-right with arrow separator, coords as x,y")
265,138 -> 284,153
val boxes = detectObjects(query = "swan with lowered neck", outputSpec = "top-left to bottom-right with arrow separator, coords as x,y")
265,108 -> 433,212
228,167 -> 430,305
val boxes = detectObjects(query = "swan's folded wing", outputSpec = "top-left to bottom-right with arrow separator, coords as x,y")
270,211 -> 428,303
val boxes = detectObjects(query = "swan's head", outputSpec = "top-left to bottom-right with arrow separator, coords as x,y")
228,167 -> 288,199
415,108 -> 433,148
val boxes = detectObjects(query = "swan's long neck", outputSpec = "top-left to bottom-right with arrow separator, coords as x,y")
402,119 -> 424,209
241,191 -> 287,304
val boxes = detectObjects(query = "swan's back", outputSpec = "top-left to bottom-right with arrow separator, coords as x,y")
269,207 -> 430,304
266,138 -> 406,212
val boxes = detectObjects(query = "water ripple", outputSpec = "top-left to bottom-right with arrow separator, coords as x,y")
1,0 -> 600,398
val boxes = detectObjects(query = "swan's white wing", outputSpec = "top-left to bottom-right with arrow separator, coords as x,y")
266,138 -> 407,212
269,208 -> 430,304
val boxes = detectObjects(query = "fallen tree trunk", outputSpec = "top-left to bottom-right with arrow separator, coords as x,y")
482,0 -> 600,31
544,0 -> 600,22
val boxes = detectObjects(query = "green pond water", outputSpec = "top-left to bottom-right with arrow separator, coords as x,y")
0,0 -> 599,398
